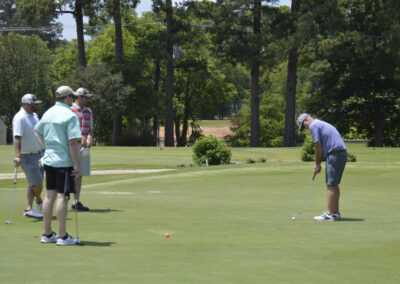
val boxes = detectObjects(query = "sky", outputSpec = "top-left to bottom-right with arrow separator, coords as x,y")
60,0 -> 292,41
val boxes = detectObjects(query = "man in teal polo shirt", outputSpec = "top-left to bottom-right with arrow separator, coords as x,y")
34,86 -> 82,245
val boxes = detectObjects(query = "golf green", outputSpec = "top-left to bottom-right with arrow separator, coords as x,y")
0,145 -> 398,283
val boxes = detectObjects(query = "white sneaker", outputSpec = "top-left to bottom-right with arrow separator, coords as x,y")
24,209 -> 43,218
313,212 -> 335,221
332,212 -> 341,220
41,232 -> 58,243
37,203 -> 43,214
56,233 -> 79,246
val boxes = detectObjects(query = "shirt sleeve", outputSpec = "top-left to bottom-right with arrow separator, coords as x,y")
34,120 -> 43,136
309,124 -> 320,144
67,115 -> 83,141
13,116 -> 24,137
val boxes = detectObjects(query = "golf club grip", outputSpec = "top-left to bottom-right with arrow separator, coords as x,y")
13,166 -> 18,184
312,172 -> 316,180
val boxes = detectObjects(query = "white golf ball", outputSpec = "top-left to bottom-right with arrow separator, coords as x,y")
292,216 -> 296,220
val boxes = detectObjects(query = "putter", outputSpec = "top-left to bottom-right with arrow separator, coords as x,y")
292,172 -> 316,220
74,205 -> 83,245
5,167 -> 18,225
64,169 -> 83,245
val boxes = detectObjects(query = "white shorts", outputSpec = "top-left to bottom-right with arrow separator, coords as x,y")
79,147 -> 91,176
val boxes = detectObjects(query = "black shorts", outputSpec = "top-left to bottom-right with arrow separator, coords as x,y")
44,165 -> 75,198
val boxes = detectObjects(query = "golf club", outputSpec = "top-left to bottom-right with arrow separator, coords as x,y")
292,172 -> 316,221
74,205 -> 83,245
64,169 -> 83,245
5,167 -> 18,225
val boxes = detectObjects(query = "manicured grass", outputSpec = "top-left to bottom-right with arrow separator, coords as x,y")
0,144 -> 399,283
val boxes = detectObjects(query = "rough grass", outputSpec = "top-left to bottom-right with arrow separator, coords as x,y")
0,144 -> 399,283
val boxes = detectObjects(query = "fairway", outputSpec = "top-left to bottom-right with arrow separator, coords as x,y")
0,145 -> 399,283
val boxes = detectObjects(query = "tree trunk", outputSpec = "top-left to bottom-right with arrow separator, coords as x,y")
250,0 -> 261,147
177,78 -> 191,147
283,46 -> 298,147
164,0 -> 174,147
112,113 -> 122,146
374,114 -> 384,147
283,0 -> 300,147
112,0 -> 123,146
75,0 -> 86,67
114,0 -> 123,65
153,60 -> 160,146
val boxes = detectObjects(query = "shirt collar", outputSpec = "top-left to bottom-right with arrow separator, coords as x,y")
55,102 -> 71,108
21,107 -> 34,117
72,102 -> 86,110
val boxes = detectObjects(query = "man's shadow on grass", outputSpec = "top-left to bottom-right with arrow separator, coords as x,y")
87,208 -> 122,213
80,241 -> 116,247
337,218 -> 364,222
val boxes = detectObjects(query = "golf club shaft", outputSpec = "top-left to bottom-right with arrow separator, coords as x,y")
75,207 -> 79,240
297,172 -> 316,217
7,167 -> 18,223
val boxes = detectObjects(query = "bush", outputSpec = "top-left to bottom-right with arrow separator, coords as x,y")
192,135 -> 231,166
188,123 -> 204,145
300,134 -> 315,161
301,133 -> 357,162
347,152 -> 357,162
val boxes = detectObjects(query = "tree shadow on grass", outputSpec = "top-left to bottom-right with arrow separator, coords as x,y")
79,241 -> 116,247
337,218 -> 364,222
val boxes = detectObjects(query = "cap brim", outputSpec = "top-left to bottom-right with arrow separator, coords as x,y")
33,100 -> 42,104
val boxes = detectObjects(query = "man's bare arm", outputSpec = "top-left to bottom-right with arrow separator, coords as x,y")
13,136 -> 22,167
34,130 -> 45,151
314,141 -> 323,174
69,139 -> 81,181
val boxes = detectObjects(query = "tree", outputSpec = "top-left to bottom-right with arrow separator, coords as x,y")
0,33 -> 53,141
2,0 -> 62,47
282,0 -> 344,146
16,0 -> 92,66
305,0 -> 400,147
60,64 -> 132,144
202,0 -> 281,147
164,0 -> 175,146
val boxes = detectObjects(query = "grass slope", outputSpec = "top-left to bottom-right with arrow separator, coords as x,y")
0,145 -> 399,283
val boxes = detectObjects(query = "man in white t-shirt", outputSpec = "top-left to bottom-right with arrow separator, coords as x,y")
12,94 -> 44,218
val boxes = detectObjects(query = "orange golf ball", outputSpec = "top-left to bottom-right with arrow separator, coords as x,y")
165,233 -> 170,238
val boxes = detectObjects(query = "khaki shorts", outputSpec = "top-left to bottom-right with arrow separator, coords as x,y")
79,147 -> 91,176
20,152 -> 44,186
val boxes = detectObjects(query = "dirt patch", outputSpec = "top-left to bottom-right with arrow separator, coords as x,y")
159,125 -> 233,140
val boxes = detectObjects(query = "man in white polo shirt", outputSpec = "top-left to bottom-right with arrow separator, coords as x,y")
12,94 -> 44,218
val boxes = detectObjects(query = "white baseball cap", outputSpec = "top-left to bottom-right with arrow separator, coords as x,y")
75,87 -> 94,98
21,94 -> 42,104
297,113 -> 309,131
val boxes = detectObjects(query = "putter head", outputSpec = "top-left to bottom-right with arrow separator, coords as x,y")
5,220 -> 12,224
75,239 -> 84,245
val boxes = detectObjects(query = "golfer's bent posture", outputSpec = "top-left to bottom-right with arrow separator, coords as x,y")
298,113 -> 347,221
34,86 -> 82,245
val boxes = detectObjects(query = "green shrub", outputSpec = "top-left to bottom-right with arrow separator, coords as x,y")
192,135 -> 232,166
347,152 -> 357,162
301,133 -> 357,162
300,134 -> 315,161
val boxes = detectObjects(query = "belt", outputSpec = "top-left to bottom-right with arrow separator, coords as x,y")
328,149 -> 346,155
21,151 -> 42,155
